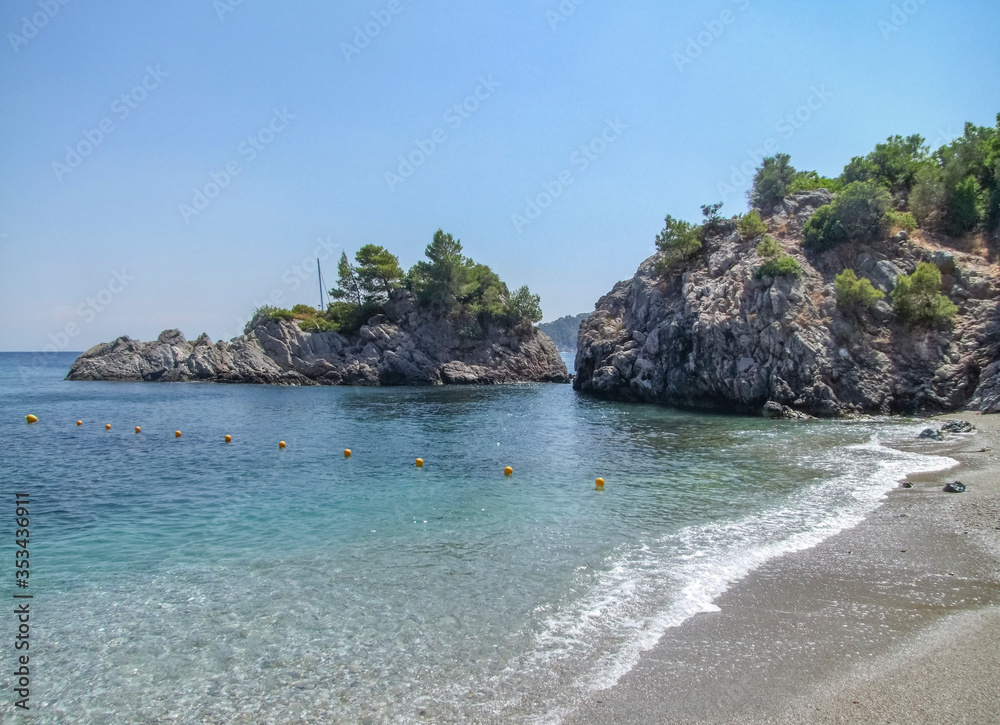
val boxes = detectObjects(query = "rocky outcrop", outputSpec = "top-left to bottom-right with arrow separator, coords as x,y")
68,292 -> 570,386
574,192 -> 1000,417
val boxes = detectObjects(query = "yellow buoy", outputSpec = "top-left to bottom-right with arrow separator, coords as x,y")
175,430 -> 182,438
225,434 -> 232,443
595,477 -> 605,490
76,420 -> 82,426
105,423 -> 112,430
344,449 -> 351,459
415,458 -> 424,468
504,466 -> 513,477
279,441 -> 286,449
25,414 -> 38,424
135,426 -> 141,434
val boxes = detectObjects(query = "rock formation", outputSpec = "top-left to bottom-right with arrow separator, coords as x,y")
574,191 -> 1000,417
68,292 -> 569,386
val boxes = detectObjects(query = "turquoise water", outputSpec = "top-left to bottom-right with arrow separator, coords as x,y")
0,352 -> 954,723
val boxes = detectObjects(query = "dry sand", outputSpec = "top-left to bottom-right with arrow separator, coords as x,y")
564,412 -> 1000,725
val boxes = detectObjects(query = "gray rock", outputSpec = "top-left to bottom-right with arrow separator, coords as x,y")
940,419 -> 975,434
932,250 -> 956,274
67,292 -> 570,387
870,260 -> 904,294
573,203 -> 1000,417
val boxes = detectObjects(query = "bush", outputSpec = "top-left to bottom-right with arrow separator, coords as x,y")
749,153 -> 797,211
755,234 -> 782,259
253,305 -> 294,321
655,214 -> 702,271
891,262 -> 958,327
738,210 -> 768,239
503,285 -> 543,329
803,181 -> 891,251
840,134 -> 929,196
297,317 -> 337,332
908,117 -> 999,236
802,204 -> 848,251
755,254 -> 802,279
834,269 -> 884,311
787,171 -> 843,194
885,210 -> 917,232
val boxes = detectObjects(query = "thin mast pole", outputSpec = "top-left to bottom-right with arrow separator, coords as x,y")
317,259 -> 325,310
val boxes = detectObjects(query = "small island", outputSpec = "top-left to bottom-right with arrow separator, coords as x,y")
67,231 -> 570,386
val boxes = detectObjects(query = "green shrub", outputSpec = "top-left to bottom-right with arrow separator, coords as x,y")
297,317 -> 337,332
291,304 -> 319,316
756,254 -> 802,279
840,134 -> 929,195
885,210 -> 917,232
803,205 -> 848,251
891,262 -> 958,327
749,153 -> 797,211
787,171 -> 843,194
655,214 -> 702,271
803,181 -> 891,251
755,234 -> 782,259
834,269 -> 884,311
738,210 -> 767,239
252,305 -> 294,321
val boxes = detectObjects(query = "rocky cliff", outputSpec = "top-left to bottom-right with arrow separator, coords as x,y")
68,292 -> 570,386
574,190 -> 1000,417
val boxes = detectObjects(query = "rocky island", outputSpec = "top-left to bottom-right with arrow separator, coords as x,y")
575,123 -> 1000,417
68,231 -> 570,386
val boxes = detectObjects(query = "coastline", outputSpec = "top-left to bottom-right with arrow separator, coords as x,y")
563,412 -> 1000,724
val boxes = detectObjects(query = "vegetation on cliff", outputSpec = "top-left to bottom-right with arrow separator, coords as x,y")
250,230 -> 543,338
651,112 -> 997,331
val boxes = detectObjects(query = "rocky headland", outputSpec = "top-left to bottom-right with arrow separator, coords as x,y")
574,190 -> 1000,417
67,291 -> 569,386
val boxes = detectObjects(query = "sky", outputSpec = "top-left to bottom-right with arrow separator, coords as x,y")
1,0 -> 998,352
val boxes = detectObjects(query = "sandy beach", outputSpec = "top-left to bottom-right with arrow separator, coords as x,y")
565,412 -> 1000,725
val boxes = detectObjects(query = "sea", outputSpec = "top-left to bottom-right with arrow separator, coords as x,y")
0,351 -> 956,723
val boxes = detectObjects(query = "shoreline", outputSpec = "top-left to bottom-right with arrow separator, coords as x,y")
563,412 -> 1000,724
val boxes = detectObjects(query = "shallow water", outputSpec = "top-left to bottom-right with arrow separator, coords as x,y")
0,352 -> 955,723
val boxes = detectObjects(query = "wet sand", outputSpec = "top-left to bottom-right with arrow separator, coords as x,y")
564,412 -> 1000,724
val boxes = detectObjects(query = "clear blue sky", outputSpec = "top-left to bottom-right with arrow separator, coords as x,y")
1,0 -> 997,351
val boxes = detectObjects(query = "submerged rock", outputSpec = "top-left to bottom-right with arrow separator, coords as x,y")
67,292 -> 569,387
